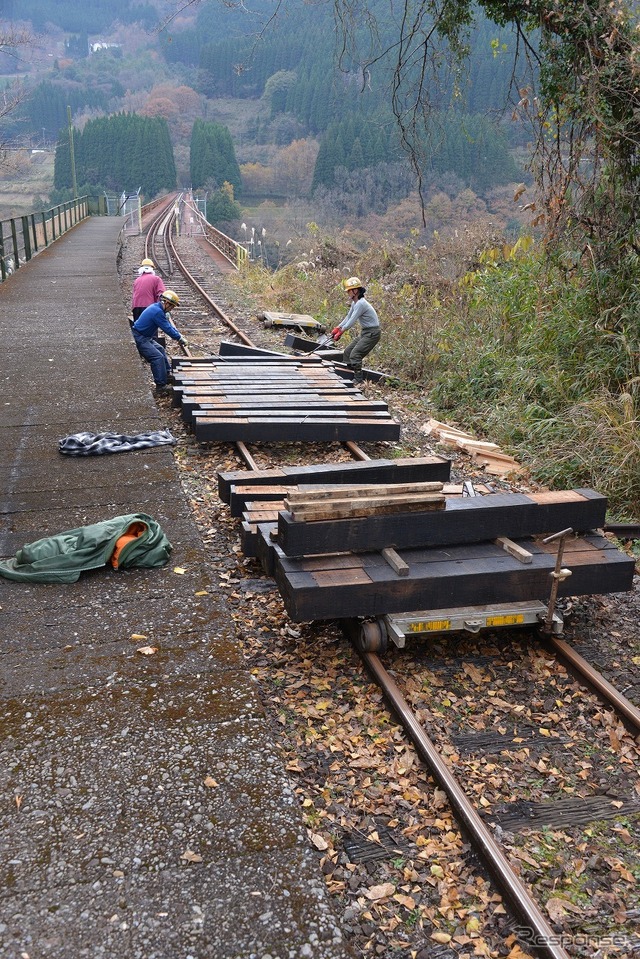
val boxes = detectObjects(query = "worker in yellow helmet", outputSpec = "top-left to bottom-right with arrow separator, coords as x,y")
331,277 -> 381,384
131,290 -> 188,394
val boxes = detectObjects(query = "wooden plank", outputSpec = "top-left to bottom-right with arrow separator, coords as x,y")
276,489 -> 608,557
254,522 -> 279,573
456,439 -> 501,453
176,371 -> 336,381
195,410 -> 395,422
217,456 -> 452,503
494,536 -> 533,564
177,386 -> 358,397
175,355 -> 323,367
474,455 -> 524,477
234,482 -> 456,521
241,521 -> 260,557
425,419 -> 475,440
381,547 -> 409,576
285,481 -> 444,503
285,492 -> 446,522
172,347 -> 400,444
190,399 -> 390,412
229,485 -> 290,516
182,400 -> 388,425
218,341 -> 288,358
243,505 -> 283,520
266,532 -> 634,621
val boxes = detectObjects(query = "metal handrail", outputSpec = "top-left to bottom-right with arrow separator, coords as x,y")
0,195 -> 95,283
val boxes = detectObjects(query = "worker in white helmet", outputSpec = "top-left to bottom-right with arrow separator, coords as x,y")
131,258 -> 165,328
131,290 -> 188,394
331,277 -> 381,384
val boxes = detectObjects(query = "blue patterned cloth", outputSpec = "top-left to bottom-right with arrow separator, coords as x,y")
58,429 -> 176,456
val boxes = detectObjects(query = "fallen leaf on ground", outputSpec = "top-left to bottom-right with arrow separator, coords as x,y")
365,883 -> 395,900
546,898 -> 568,922
181,849 -> 202,863
431,931 -> 452,944
137,645 -> 158,656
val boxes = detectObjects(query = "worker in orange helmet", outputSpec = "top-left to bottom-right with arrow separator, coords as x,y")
330,277 -> 381,384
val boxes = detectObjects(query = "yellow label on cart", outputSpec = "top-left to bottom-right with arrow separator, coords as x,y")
486,613 -> 525,627
408,619 -> 452,633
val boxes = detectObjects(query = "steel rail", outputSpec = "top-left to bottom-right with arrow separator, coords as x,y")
546,636 -> 640,733
358,649 -> 571,959
166,215 -> 253,345
145,196 -> 182,278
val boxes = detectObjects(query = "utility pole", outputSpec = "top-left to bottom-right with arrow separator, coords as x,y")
67,106 -> 78,199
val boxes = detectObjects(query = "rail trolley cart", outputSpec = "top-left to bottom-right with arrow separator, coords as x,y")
349,600 -> 565,653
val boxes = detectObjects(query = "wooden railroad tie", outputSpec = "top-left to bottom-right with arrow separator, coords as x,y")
218,455 -> 452,504
276,488 -> 607,558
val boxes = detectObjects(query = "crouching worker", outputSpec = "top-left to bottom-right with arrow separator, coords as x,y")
131,290 -> 188,394
331,277 -> 381,384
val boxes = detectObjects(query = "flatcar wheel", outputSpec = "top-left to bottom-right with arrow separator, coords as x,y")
357,620 -> 388,654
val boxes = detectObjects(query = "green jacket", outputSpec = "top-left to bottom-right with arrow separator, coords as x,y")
0,513 -> 172,584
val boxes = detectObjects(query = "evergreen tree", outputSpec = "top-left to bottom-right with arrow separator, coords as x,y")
52,112 -> 176,198
189,120 -> 241,195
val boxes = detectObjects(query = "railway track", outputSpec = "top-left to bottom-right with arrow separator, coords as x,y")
121,196 -> 640,959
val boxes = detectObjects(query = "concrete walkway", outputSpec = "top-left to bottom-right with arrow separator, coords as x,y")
0,218 -> 350,959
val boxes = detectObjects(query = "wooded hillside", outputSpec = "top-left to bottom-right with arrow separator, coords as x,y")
5,0 -> 528,226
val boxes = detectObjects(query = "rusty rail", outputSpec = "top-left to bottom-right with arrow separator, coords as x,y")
358,649 -> 571,959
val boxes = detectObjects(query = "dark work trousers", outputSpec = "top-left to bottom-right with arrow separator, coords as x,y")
132,330 -> 172,386
342,327 -> 381,383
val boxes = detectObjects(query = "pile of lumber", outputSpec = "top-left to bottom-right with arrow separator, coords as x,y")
423,418 -> 523,476
260,529 -> 633,622
218,455 -> 453,556
257,310 -> 325,332
170,345 -> 400,443
283,482 -> 446,522
236,474 -> 634,621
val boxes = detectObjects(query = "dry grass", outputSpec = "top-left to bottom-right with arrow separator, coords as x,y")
0,149 -> 54,219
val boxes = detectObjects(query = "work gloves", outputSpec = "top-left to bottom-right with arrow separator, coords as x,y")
331,327 -> 343,341
179,337 -> 189,348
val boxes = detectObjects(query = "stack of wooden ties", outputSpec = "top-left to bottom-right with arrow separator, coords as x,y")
170,344 -> 400,443
219,459 -> 635,624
